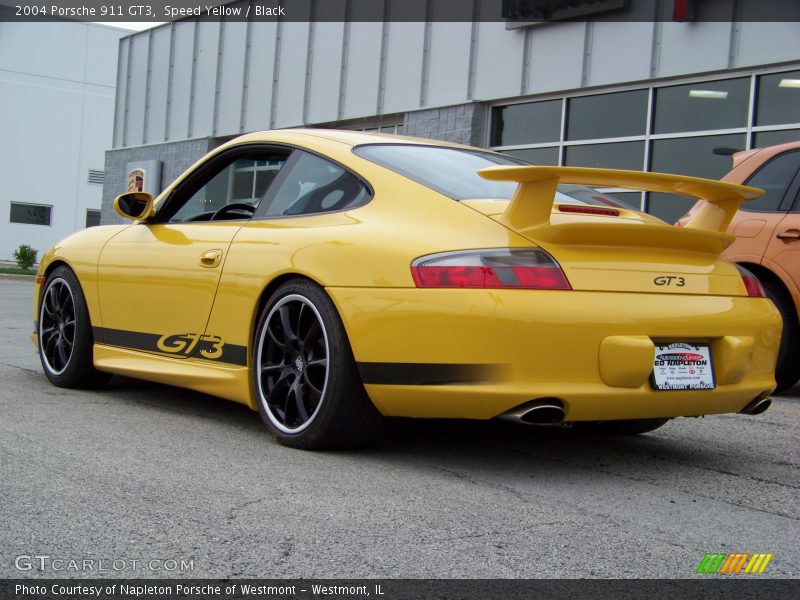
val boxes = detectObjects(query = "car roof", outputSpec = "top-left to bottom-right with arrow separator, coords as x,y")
226,128 -> 475,151
731,140 -> 800,169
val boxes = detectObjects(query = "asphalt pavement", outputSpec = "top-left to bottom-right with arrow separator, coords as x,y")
1,278 -> 798,579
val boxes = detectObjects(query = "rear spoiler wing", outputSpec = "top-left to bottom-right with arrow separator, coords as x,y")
477,166 -> 763,233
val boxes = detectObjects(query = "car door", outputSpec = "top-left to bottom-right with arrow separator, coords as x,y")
724,149 -> 800,265
96,146 -> 290,360
763,174 -> 800,303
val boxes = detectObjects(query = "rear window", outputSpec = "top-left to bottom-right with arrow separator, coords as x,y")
354,144 -> 634,209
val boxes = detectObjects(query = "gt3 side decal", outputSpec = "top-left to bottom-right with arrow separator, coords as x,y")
93,327 -> 247,366
157,333 -> 224,359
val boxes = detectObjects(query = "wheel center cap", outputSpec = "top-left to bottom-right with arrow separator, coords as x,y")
294,356 -> 304,373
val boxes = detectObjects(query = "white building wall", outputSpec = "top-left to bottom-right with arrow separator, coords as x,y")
0,22 -> 128,262
111,0 -> 800,149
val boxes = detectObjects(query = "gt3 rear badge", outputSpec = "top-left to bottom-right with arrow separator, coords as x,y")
653,275 -> 686,286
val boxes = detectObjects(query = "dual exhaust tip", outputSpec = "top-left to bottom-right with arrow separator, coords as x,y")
501,393 -> 772,424
739,395 -> 772,416
499,399 -> 565,425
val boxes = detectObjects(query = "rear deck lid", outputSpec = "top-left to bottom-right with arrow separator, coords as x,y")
474,166 -> 764,296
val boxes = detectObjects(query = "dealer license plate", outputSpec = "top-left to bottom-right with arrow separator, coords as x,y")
651,343 -> 715,391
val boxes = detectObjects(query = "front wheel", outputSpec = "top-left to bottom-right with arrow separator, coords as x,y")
253,279 -> 384,449
38,266 -> 111,388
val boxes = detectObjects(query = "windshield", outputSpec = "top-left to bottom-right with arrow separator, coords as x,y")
354,144 -> 635,209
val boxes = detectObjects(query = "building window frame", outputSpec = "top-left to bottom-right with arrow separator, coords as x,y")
9,202 -> 53,226
488,64 -> 800,214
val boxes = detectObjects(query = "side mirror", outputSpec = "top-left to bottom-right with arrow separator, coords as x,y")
114,192 -> 154,221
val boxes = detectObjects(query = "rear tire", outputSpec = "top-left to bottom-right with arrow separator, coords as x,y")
38,266 -> 111,389
253,279 -> 384,449
762,278 -> 800,394
572,418 -> 670,435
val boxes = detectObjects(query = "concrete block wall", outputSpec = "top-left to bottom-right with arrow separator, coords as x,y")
101,138 -> 216,224
402,102 -> 488,147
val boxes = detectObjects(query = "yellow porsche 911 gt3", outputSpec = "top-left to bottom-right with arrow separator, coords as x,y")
33,130 -> 781,449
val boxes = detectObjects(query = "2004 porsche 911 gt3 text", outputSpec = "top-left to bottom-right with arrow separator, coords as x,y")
31,130 -> 781,449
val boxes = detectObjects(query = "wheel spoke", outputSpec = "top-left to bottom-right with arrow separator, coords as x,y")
293,382 -> 310,422
56,338 -> 68,369
278,305 -> 298,345
301,319 -> 321,348
266,324 -> 290,351
45,286 -> 59,314
305,372 -> 323,395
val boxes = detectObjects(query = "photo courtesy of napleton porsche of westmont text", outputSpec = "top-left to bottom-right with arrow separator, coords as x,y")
0,1 -> 799,599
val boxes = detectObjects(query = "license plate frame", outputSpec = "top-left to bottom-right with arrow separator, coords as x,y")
651,343 -> 715,391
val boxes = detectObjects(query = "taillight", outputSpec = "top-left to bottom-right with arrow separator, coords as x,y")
736,265 -> 766,298
558,205 -> 619,217
411,249 -> 571,290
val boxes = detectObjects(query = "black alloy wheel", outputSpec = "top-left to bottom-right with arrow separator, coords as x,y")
38,266 -> 111,388
39,276 -> 75,376
257,293 -> 329,433
253,279 -> 384,449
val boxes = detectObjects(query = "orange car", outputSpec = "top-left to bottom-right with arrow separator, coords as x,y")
678,141 -> 800,393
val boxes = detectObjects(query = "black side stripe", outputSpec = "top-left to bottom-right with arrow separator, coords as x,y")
357,362 -> 502,385
92,327 -> 248,367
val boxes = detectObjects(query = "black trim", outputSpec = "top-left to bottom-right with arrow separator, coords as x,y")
92,327 -> 248,367
357,362 -> 502,385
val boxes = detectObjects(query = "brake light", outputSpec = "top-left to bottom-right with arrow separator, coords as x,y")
558,205 -> 619,217
736,265 -> 766,298
411,249 -> 571,290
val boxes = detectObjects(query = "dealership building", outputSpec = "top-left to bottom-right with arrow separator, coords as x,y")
0,21 -> 129,261
94,0 -> 799,225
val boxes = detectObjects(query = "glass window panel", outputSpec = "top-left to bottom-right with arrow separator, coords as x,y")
233,170 -> 255,200
9,203 -> 51,226
169,156 -> 287,222
648,133 -> 746,224
756,70 -> 800,127
85,210 -> 101,227
564,141 -> 645,170
491,100 -> 562,146
255,170 -> 277,198
502,147 -> 560,165
566,90 -> 647,141
605,191 -> 644,210
754,129 -> 800,148
264,151 -> 370,217
654,78 -> 749,134
741,150 -> 800,212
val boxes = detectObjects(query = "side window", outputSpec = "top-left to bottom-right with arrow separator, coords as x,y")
167,154 -> 288,223
261,151 -> 370,218
742,151 -> 800,213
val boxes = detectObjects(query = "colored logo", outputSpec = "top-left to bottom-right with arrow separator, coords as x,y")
696,552 -> 773,574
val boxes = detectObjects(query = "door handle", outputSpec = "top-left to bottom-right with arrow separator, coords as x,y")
199,249 -> 223,268
776,229 -> 800,241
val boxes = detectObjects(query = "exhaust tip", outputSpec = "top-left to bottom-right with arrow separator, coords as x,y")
739,395 -> 772,416
499,399 -> 565,425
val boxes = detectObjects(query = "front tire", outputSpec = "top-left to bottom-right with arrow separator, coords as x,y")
38,266 -> 110,388
253,279 -> 384,449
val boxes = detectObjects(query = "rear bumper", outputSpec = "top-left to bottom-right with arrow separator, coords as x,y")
327,287 -> 781,421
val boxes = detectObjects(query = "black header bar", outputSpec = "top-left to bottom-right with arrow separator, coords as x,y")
1,0 -> 799,24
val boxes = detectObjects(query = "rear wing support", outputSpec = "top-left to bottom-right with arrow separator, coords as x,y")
477,166 -> 763,233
